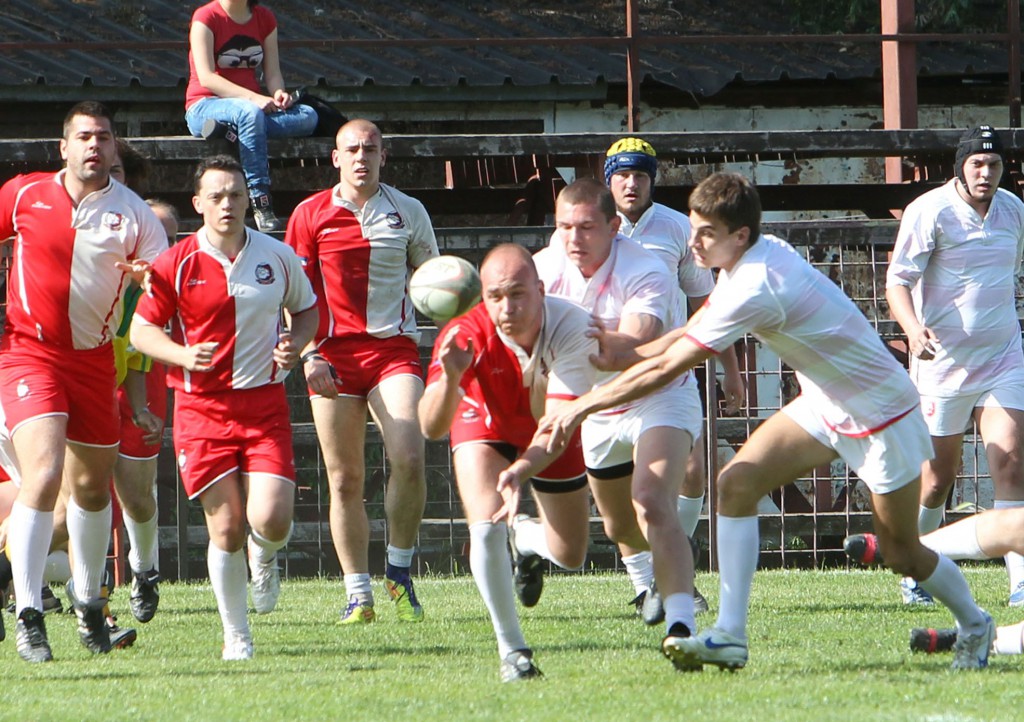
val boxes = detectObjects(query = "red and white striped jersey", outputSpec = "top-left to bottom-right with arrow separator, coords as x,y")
134,227 -> 317,394
284,183 -> 439,342
0,171 -> 167,349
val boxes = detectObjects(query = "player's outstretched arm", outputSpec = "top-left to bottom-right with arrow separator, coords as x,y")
419,324 -> 474,439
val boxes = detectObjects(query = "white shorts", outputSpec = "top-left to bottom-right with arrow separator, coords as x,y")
920,378 -> 1024,436
782,396 -> 933,495
582,381 -> 702,473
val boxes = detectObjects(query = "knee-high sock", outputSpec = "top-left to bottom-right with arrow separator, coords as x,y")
917,554 -> 987,635
124,509 -> 159,573
994,500 -> 1024,591
714,515 -> 760,640
677,494 -> 705,539
512,516 -> 581,571
469,521 -> 526,658
7,502 -> 53,614
918,504 -> 945,535
622,551 -> 654,595
208,541 -> 249,639
920,515 -> 985,560
65,496 -> 111,602
249,524 -> 291,565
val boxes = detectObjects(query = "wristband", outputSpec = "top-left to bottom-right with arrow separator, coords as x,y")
300,350 -> 325,365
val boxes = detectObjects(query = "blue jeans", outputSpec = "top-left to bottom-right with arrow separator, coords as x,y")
185,97 -> 318,197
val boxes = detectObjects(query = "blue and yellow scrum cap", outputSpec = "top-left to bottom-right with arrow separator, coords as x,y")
604,137 -> 658,186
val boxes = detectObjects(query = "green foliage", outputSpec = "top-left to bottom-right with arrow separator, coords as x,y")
0,569 -> 1018,721
781,0 -> 1004,34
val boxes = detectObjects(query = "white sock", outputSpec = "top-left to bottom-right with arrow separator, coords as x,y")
43,551 -> 71,584
344,573 -> 373,604
663,592 -> 696,635
920,515 -> 986,560
622,551 -> 654,595
387,545 -> 415,569
994,500 -> 1024,590
207,541 -> 249,639
511,516 -> 580,570
249,525 -> 290,565
918,504 -> 944,534
65,496 -> 111,603
714,515 -> 759,641
7,502 -> 53,614
917,554 -> 987,635
677,494 -> 705,538
469,521 -> 526,658
994,621 -> 1024,655
124,509 -> 159,573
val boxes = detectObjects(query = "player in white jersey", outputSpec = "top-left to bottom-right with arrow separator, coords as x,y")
887,125 -> 1024,606
605,137 -> 745,620
0,102 -> 167,663
539,173 -> 995,672
286,120 -> 439,624
132,156 -> 318,660
529,178 -> 702,663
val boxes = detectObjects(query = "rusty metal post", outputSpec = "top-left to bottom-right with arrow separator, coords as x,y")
626,0 -> 640,131
1010,0 -> 1021,127
881,0 -> 917,183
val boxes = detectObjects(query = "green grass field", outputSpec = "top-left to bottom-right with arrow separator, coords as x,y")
0,566 -> 1018,722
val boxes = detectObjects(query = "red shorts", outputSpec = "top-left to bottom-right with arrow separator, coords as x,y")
0,334 -> 119,447
314,334 -> 422,399
118,364 -> 169,460
449,397 -> 585,483
172,384 -> 295,500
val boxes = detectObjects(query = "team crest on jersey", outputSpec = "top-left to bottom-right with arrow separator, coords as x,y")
102,212 -> 125,231
385,211 -> 405,229
16,379 -> 28,398
255,263 -> 275,285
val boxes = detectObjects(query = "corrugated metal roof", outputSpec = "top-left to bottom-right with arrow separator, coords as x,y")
0,0 -> 1011,96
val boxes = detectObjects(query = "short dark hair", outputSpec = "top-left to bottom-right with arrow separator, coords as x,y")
114,138 -> 151,191
688,173 -> 762,244
63,101 -> 115,139
193,155 -> 245,194
557,178 -> 617,222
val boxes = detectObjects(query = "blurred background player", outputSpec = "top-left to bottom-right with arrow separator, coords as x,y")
604,137 -> 745,619
185,0 -> 318,230
0,101 -> 166,662
531,178 -> 701,663
285,119 -> 438,624
539,172 -> 995,672
419,244 -> 597,681
886,126 -> 1024,606
131,155 -> 318,659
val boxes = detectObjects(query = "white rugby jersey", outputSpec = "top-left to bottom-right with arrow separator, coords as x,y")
0,171 -> 167,349
618,202 -> 715,303
689,234 -> 920,436
887,180 -> 1024,395
535,234 -> 689,394
285,182 -> 439,342
134,228 -> 317,394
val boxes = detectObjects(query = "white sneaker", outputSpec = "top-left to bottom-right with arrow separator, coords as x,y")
248,536 -> 281,614
675,627 -> 748,670
222,632 -> 254,661
951,612 -> 995,670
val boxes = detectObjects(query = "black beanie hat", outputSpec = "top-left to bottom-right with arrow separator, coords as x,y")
954,125 -> 1004,185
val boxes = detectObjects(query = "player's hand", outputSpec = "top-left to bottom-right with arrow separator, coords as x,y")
908,327 -> 941,360
590,329 -> 641,372
304,355 -> 341,399
536,403 -> 584,455
273,89 -> 294,110
438,324 -> 473,380
273,332 -> 299,370
721,366 -> 746,415
132,408 -> 164,446
115,260 -> 153,294
182,342 -> 218,372
492,463 -> 526,525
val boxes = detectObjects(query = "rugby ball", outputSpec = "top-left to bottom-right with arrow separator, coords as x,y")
409,255 -> 482,323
